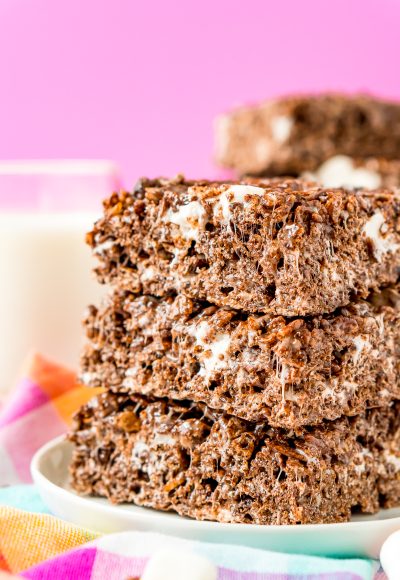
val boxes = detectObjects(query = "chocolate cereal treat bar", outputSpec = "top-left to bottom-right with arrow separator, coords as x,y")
215,94 -> 400,176
88,176 -> 400,316
69,392 -> 400,525
81,287 -> 400,428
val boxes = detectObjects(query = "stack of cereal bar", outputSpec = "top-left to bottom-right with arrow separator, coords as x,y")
69,175 -> 400,524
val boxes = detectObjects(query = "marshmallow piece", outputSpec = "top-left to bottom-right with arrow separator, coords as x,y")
304,155 -> 382,189
213,184 -> 265,224
187,320 -> 231,379
163,201 -> 207,241
141,549 -> 218,580
380,530 -> 400,580
270,116 -> 293,143
362,211 -> 400,261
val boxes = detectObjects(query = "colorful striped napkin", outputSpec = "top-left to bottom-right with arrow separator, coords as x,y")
0,353 -> 96,485
0,353 -> 384,579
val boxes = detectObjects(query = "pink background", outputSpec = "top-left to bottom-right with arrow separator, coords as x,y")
0,0 -> 399,187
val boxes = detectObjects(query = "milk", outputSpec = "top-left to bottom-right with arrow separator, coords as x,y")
0,160 -> 120,396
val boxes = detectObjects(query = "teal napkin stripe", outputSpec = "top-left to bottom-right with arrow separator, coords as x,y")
0,484 -> 49,513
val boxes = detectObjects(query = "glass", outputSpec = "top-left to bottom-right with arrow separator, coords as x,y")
0,160 -> 120,397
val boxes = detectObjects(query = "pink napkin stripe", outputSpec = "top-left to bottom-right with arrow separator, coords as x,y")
21,548 -> 147,580
17,545 -> 367,580
1,402 -> 67,482
0,379 -> 49,428
0,441 -> 21,485
22,547 -> 97,579
91,550 -> 147,579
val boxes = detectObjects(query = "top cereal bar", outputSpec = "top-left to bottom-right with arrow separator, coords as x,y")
88,176 -> 400,316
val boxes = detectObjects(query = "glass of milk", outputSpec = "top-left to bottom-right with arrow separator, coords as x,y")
0,160 -> 120,398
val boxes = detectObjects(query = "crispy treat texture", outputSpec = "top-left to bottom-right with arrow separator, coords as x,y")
81,287 -> 400,428
215,94 -> 400,176
88,176 -> 400,316
69,393 -> 400,525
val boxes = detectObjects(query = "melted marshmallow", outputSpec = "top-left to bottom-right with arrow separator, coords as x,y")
321,378 -> 339,401
285,224 -> 299,236
213,184 -> 265,224
272,351 -> 291,401
295,448 -> 319,465
94,239 -> 115,255
321,384 -> 336,400
277,361 -> 289,400
304,155 -> 382,189
217,508 -> 233,522
153,434 -> 176,446
323,382 -> 354,406
352,335 -> 370,364
354,447 -> 373,475
188,320 -> 230,378
131,440 -> 149,467
131,441 -> 151,473
270,116 -> 293,144
163,201 -> 206,241
384,450 -> 400,471
362,211 -> 400,261
141,266 -> 157,281
81,372 -> 96,385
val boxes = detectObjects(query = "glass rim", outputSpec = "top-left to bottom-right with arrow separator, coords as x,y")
0,159 -> 120,212
0,159 -> 118,175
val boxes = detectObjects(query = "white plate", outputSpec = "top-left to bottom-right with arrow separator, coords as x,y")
31,436 -> 400,558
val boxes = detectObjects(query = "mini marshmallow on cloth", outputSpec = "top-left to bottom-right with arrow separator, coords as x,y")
0,353 -> 386,579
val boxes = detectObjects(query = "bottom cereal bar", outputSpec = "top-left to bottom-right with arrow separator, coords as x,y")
69,393 -> 400,525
